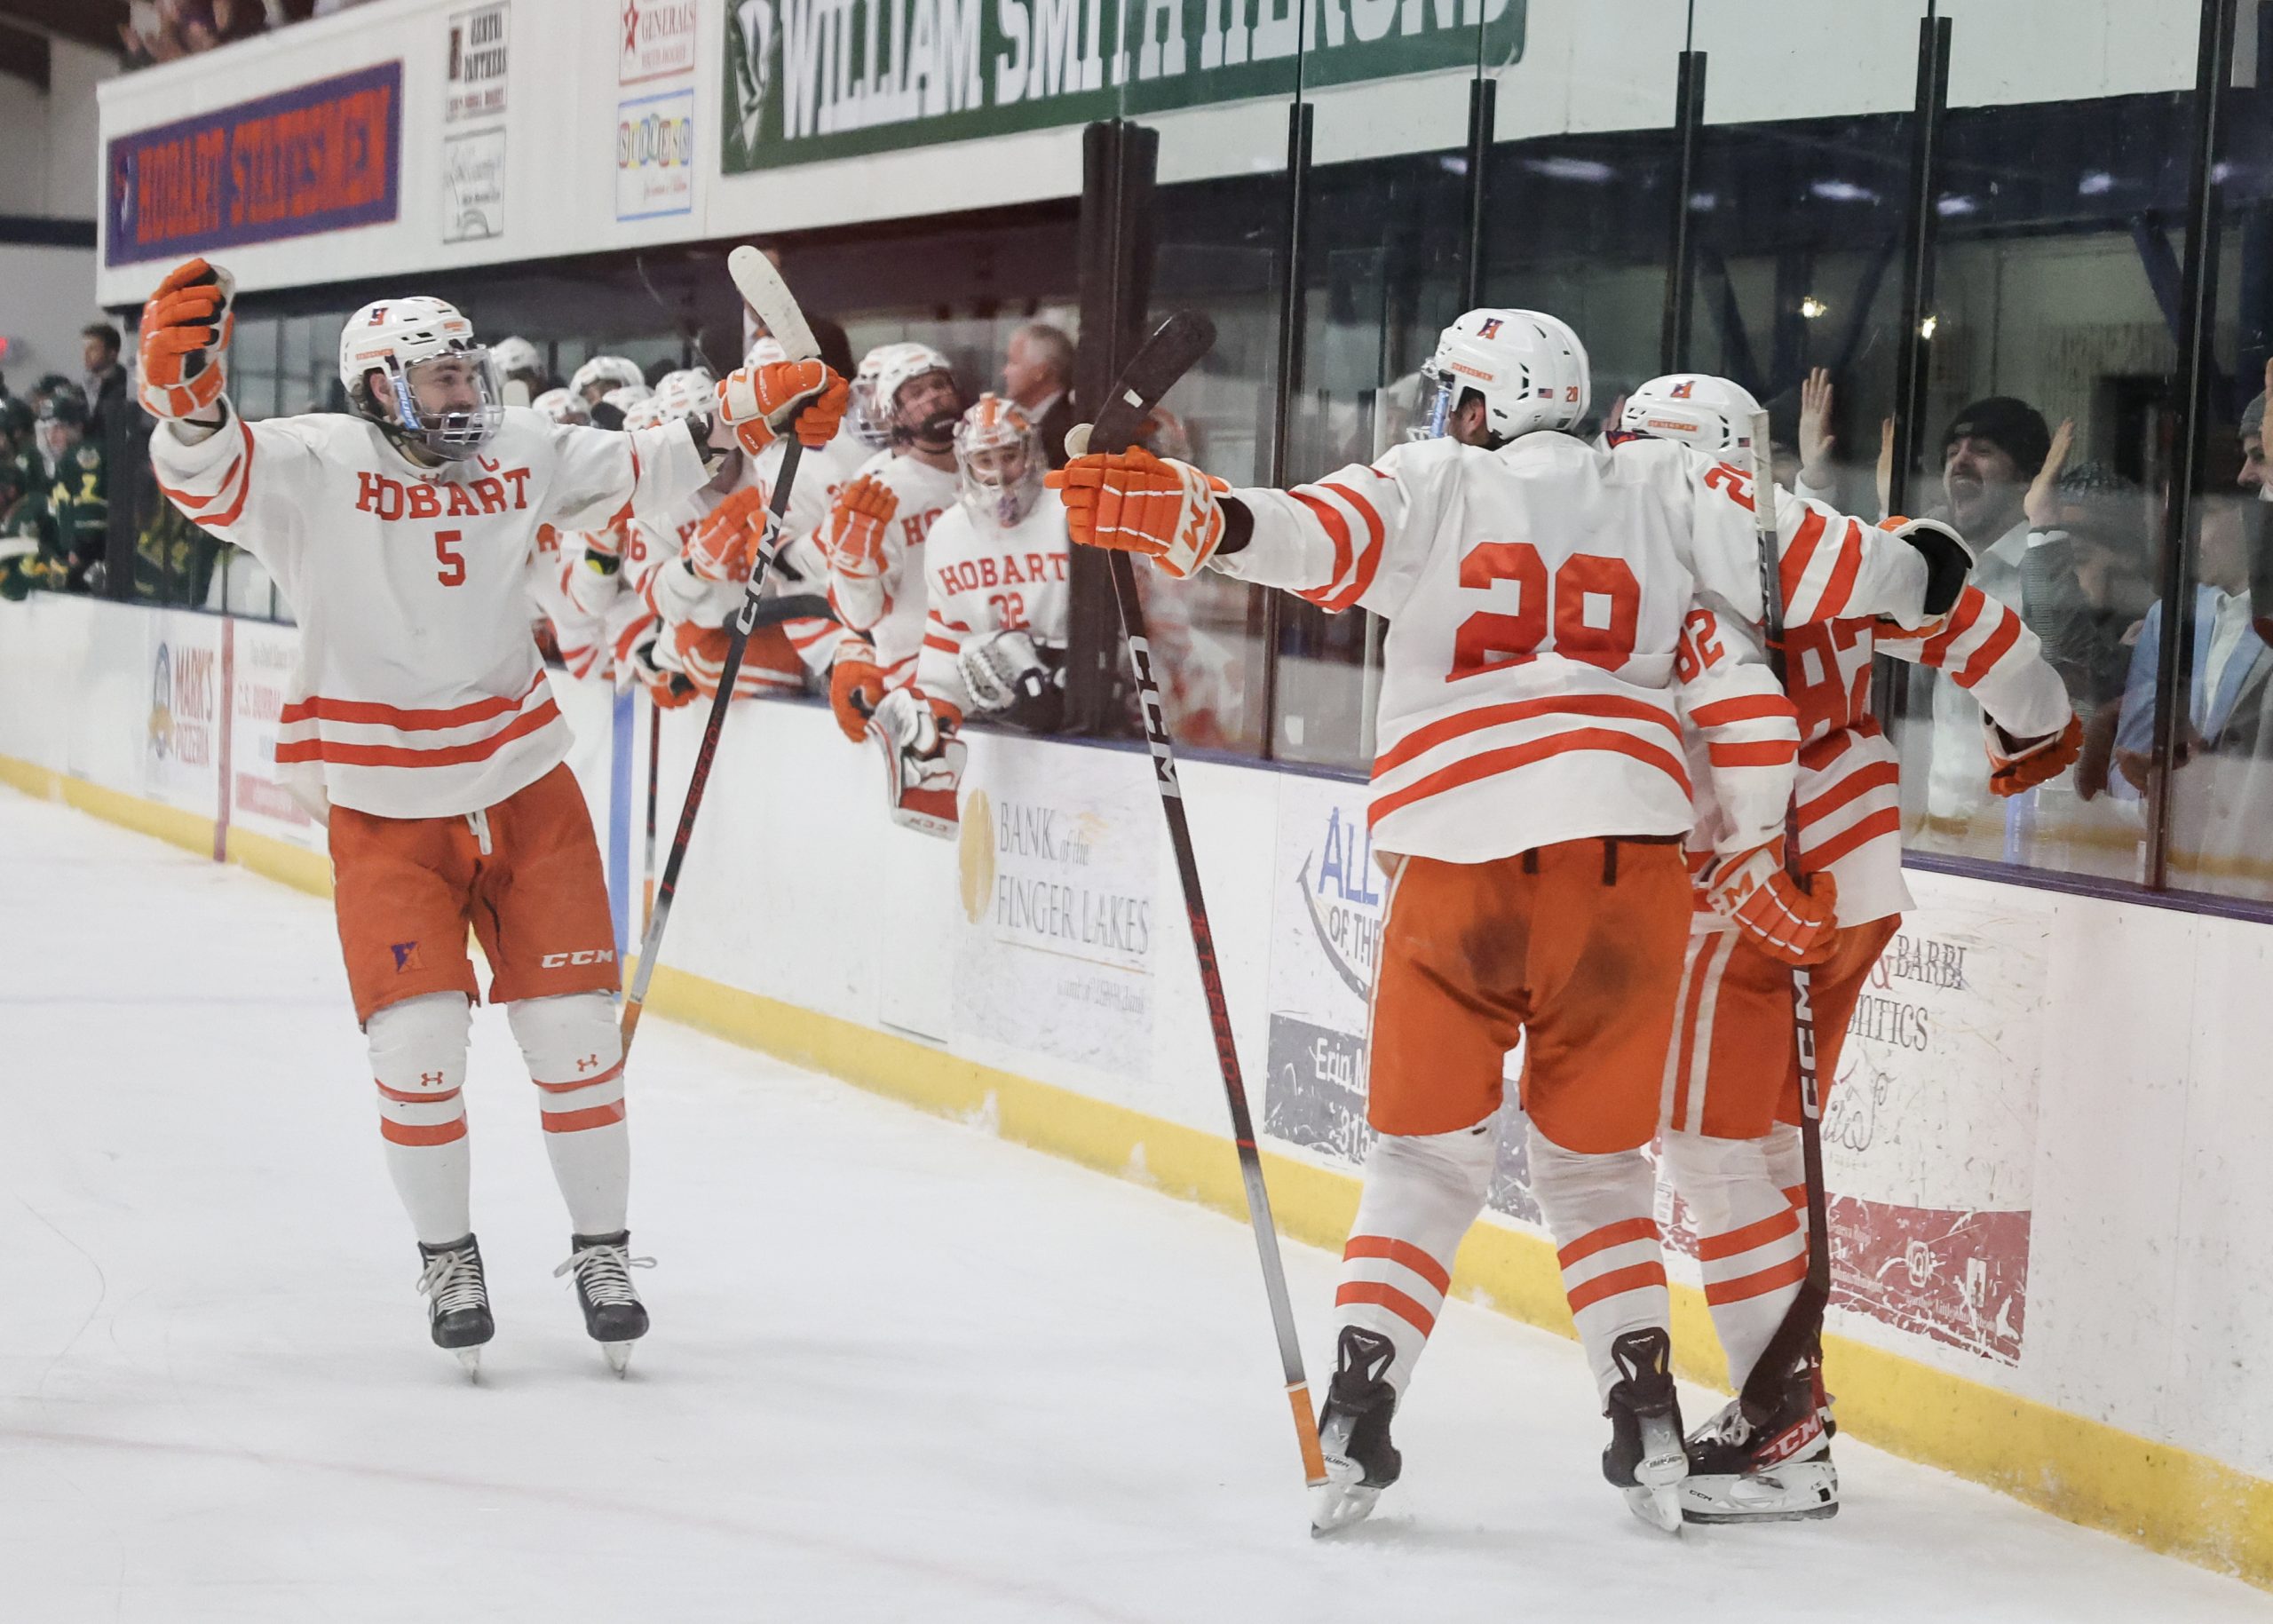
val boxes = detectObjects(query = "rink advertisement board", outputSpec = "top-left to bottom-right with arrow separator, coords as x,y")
952,741 -> 1158,1079
227,619 -> 321,850
445,4 -> 510,124
104,62 -> 403,267
720,0 -> 1525,171
141,611 -> 225,823
616,88 -> 698,220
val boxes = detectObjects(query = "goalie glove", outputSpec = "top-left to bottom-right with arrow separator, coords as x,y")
869,686 -> 965,839
828,636 -> 886,741
958,628 -> 1048,713
714,360 -> 849,456
139,257 -> 236,422
1699,841 -> 1839,966
1046,441 -> 1228,579
1986,711 -> 2082,796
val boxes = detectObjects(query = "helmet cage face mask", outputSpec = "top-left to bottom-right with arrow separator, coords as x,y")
954,397 -> 1043,526
376,348 -> 506,462
1414,365 -> 1465,443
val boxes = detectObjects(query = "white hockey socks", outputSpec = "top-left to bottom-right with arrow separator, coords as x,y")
1765,1122 -> 1807,1222
367,992 -> 473,1246
1334,1121 -> 1496,1396
1528,1129 -> 1671,1406
510,992 -> 630,1237
1660,1129 -> 1809,1390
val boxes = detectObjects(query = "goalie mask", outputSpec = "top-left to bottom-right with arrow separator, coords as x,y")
1618,374 -> 1762,456
953,394 -> 1044,527
1414,308 -> 1590,448
339,297 -> 504,462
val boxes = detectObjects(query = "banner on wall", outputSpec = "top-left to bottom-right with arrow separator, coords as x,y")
228,619 -> 321,850
446,4 -> 510,123
616,88 -> 697,220
952,747 -> 1157,1078
1817,895 -> 2047,1366
622,0 -> 700,83
1260,776 -> 1540,1226
720,0 -> 1525,172
443,129 -> 508,242
106,62 -> 403,267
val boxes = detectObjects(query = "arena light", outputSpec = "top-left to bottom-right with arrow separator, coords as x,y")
1920,313 -> 1940,340
1799,297 -> 1829,320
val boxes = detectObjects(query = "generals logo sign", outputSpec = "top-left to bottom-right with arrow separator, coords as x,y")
622,0 -> 700,83
722,0 -> 1524,171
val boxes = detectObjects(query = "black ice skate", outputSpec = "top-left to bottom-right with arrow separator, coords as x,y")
554,1230 -> 653,1376
1680,1351 -> 1837,1525
415,1234 -> 494,1378
1310,1327 -> 1403,1536
1601,1327 -> 1687,1534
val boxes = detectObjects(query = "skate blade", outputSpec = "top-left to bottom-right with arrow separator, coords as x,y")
602,1341 -> 634,1376
1625,1418 -> 1688,1536
1681,1461 -> 1838,1525
1308,1460 -> 1382,1537
454,1346 -> 482,1381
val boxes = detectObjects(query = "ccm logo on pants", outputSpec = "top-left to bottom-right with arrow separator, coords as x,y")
539,949 -> 618,968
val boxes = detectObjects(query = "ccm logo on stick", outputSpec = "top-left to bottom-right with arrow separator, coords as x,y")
539,949 -> 618,968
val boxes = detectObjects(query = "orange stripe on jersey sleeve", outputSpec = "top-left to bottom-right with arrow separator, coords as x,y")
1288,489 -> 1353,606
1810,520 -> 1865,620
1708,740 -> 1798,767
1802,804 -> 1903,869
1319,479 -> 1388,612
1796,758 -> 1900,828
1778,507 -> 1829,608
1919,590 -> 1985,667
1955,608 -> 2023,688
1690,694 -> 1794,728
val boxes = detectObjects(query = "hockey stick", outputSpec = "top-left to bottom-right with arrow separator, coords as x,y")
620,246 -> 820,1054
641,693 -> 661,936
1738,408 -> 1832,1425
1089,311 -> 1327,1491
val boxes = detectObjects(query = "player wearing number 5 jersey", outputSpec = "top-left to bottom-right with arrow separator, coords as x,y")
1049,308 -> 1973,1533
140,258 -> 848,1375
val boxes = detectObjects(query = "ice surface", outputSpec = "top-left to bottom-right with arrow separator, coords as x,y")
3,782 -> 2269,1622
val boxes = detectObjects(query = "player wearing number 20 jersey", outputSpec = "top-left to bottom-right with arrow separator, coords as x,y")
1049,307 -> 1971,1534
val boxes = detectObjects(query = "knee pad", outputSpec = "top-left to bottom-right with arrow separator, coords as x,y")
366,992 -> 471,1146
509,991 -> 626,1132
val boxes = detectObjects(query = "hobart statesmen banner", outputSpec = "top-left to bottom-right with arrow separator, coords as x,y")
721,0 -> 1522,170
106,62 -> 402,267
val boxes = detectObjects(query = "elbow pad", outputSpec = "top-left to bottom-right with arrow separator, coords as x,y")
1212,495 -> 1254,559
1889,516 -> 1975,617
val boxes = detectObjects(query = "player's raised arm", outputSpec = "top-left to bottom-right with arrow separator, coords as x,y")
1875,579 -> 2080,794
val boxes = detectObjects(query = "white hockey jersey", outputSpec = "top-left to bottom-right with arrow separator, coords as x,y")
153,401 -> 707,818
916,489 -> 1071,717
826,449 -> 956,690
1215,434 -> 1938,864
1684,583 -> 2069,926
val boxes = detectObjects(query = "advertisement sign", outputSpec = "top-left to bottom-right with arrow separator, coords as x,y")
229,619 -> 320,849
442,128 -> 508,242
1260,776 -> 1540,1224
953,750 -> 1156,1078
722,0 -> 1525,172
1818,897 -> 2047,1365
106,62 -> 402,266
621,0 -> 700,83
142,612 -> 224,818
615,88 -> 697,221
446,4 -> 510,123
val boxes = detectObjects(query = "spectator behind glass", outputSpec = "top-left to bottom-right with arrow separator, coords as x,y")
1002,322 -> 1076,469
1913,396 -> 2055,829
121,0 -> 270,66
2023,455 -> 2158,802
82,324 -> 128,439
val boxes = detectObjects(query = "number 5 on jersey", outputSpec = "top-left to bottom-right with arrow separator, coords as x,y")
435,529 -> 466,588
1449,540 -> 1640,681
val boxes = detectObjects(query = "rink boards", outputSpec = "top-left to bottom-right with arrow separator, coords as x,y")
4,592 -> 2269,1586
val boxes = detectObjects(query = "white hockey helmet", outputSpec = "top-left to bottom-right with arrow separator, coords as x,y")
591,382 -> 653,431
651,366 -> 718,424
1415,308 -> 1590,446
954,393 -> 1045,527
489,335 -> 543,383
1619,374 -> 1762,456
618,394 -> 669,433
338,296 -> 504,461
744,337 -> 789,369
873,342 -> 961,444
571,354 -> 648,405
531,386 -> 590,426
849,345 -> 894,448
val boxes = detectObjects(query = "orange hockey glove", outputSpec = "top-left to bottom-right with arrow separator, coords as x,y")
715,359 -> 849,455
685,487 -> 771,582
627,632 -> 697,709
828,636 -> 886,741
1699,842 -> 1839,966
139,257 -> 236,421
1045,443 -> 1227,578
1987,712 -> 2082,796
826,475 -> 899,581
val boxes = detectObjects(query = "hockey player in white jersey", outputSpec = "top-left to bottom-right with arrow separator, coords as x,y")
1049,309 -> 1975,1531
822,342 -> 966,831
1617,373 -> 2077,1522
137,257 -> 849,1373
915,394 -> 1070,733
571,353 -> 646,409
